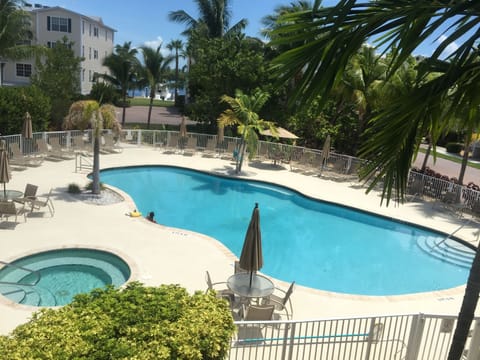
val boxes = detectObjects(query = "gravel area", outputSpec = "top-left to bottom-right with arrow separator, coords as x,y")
75,188 -> 124,205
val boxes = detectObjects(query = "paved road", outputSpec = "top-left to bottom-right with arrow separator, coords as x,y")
413,150 -> 480,185
114,106 -> 189,126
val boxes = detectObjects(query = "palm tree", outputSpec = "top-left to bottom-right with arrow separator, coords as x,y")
63,101 -> 118,194
168,0 -> 247,38
96,42 -> 138,126
138,45 -> 173,129
218,89 -> 275,173
166,39 -> 183,105
0,0 -> 33,59
269,2 -> 480,359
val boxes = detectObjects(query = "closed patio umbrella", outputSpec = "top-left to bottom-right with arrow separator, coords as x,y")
0,141 -> 11,197
22,111 -> 33,154
22,112 -> 33,139
179,116 -> 187,137
239,203 -> 263,287
320,135 -> 331,174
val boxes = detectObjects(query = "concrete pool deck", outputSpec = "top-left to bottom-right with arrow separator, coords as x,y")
0,145 -> 479,335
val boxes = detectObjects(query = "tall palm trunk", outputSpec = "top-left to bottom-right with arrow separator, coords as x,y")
121,92 -> 127,126
448,248 -> 480,359
174,49 -> 179,105
92,133 -> 101,195
147,95 -> 154,129
458,136 -> 471,185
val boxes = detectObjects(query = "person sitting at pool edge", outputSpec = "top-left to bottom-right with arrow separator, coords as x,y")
146,211 -> 156,223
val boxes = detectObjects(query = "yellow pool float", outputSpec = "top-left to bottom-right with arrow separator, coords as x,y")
129,210 -> 142,217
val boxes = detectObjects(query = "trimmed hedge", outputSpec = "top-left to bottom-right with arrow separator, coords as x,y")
0,282 -> 235,359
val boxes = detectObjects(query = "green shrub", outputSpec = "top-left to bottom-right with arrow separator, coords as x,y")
0,283 -> 235,359
67,183 -> 82,194
85,180 -> 105,191
445,142 -> 463,154
0,85 -> 51,135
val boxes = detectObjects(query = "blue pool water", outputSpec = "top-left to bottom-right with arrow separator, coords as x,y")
101,166 -> 473,296
0,249 -> 131,306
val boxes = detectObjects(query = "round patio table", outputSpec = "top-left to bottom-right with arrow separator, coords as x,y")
0,190 -> 23,201
227,273 -> 274,299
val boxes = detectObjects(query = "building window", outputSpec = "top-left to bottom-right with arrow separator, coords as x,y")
89,70 -> 92,82
82,69 -> 85,81
82,20 -> 85,34
89,23 -> 92,36
47,41 -> 56,48
47,16 -> 71,33
82,45 -> 84,57
89,47 -> 92,60
94,27 -> 99,37
93,49 -> 98,59
105,30 -> 108,41
16,63 -> 32,77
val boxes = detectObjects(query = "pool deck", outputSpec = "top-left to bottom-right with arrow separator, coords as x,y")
1,145 -> 479,334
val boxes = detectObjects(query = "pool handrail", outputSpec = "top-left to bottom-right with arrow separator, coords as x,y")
0,260 -> 41,286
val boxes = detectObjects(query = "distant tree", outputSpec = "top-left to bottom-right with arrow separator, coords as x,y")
187,35 -> 271,131
31,37 -> 82,129
0,0 -> 36,66
168,0 -> 247,39
138,45 -> 173,129
95,41 -> 139,125
166,39 -> 184,105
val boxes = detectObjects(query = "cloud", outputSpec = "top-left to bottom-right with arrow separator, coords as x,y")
143,36 -> 164,49
437,34 -> 459,57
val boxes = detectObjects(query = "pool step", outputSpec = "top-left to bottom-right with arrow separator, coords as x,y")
417,236 -> 475,268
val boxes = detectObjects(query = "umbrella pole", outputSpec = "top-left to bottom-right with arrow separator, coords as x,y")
3,183 -> 6,197
249,271 -> 253,287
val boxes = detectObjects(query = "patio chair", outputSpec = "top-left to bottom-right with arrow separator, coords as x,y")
234,260 -> 248,274
261,281 -> 295,320
407,177 -> 425,202
14,183 -> 38,206
241,304 -> 275,321
205,270 -> 235,305
0,201 -> 26,222
72,134 -> 92,154
27,188 -> 55,216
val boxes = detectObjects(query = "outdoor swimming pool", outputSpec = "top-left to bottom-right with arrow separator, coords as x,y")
101,166 -> 474,296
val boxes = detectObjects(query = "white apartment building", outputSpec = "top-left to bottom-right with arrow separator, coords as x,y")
1,3 -> 116,95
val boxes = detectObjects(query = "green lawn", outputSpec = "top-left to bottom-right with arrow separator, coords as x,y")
418,147 -> 480,170
128,98 -> 174,107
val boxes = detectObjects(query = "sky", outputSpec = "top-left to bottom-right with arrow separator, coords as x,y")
32,0 -> 457,58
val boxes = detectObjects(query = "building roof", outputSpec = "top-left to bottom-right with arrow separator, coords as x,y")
27,5 -> 117,32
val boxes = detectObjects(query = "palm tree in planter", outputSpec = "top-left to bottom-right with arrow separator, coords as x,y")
218,89 -> 276,173
63,100 -> 119,194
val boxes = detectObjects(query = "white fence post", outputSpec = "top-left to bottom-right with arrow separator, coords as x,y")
405,314 -> 425,360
